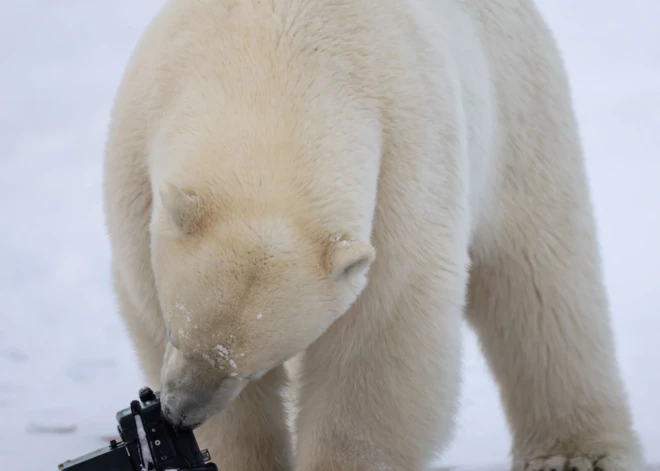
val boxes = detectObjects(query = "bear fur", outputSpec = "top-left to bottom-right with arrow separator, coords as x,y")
103,0 -> 644,470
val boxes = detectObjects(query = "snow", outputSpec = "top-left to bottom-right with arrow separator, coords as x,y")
215,344 -> 230,357
134,411 -> 155,469
0,0 -> 658,469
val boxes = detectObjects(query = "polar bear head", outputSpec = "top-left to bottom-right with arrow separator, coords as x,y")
151,183 -> 375,429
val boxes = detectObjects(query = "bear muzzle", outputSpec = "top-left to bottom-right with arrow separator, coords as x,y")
160,343 -> 250,429
160,376 -> 248,430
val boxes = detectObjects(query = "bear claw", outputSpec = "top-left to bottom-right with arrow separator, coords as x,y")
517,454 -> 636,471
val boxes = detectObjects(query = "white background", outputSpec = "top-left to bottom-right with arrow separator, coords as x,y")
0,1 -> 658,469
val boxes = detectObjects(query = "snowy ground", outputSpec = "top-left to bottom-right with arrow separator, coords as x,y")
1,1 -> 658,469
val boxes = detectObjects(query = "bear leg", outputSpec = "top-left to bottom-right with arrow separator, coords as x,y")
465,175 -> 644,470
192,364 -> 294,471
293,274 -> 465,471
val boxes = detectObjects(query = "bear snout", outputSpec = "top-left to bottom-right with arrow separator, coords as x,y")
161,376 -> 249,429
161,395 -> 204,431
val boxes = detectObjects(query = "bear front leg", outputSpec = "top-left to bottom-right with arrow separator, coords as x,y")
294,277 -> 465,471
193,364 -> 294,471
466,211 -> 644,470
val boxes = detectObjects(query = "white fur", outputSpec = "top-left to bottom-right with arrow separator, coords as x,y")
103,0 -> 644,470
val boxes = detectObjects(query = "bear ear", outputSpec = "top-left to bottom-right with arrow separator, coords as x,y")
159,183 -> 205,235
328,237 -> 376,281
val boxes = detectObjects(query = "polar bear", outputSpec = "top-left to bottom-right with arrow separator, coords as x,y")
103,0 -> 644,470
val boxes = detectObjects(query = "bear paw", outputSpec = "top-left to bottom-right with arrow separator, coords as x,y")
514,454 -> 640,471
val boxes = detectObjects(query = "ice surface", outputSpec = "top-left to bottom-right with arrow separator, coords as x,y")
0,0 -> 658,469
